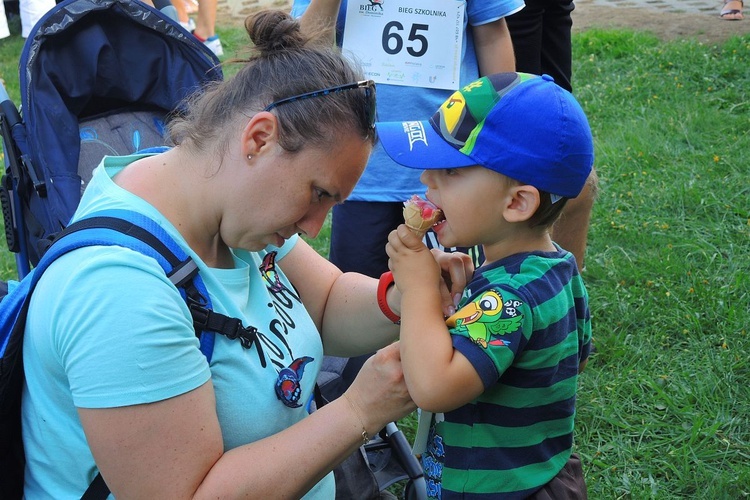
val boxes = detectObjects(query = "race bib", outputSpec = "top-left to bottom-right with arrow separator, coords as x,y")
342,0 -> 466,90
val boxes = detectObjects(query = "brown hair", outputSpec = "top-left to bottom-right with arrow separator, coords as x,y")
529,169 -> 598,229
500,176 -> 567,230
167,10 -> 375,154
527,191 -> 568,229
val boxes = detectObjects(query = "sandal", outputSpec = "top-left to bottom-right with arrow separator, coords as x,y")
720,0 -> 744,20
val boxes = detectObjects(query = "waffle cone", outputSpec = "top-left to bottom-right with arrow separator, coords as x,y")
403,199 -> 442,237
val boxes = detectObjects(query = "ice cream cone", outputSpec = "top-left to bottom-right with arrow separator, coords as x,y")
403,195 -> 442,238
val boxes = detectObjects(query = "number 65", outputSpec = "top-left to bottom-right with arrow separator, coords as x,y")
382,22 -> 429,57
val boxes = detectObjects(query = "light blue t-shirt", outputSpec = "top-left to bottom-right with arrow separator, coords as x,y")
21,154 -> 333,498
291,0 -> 524,202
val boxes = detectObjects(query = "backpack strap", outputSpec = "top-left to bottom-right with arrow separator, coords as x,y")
46,209 -> 267,364
80,472 -> 108,500
45,209 -> 219,359
24,208 -> 266,499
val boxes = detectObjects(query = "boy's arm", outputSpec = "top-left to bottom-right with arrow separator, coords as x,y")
398,285 -> 485,413
473,18 -> 516,75
387,226 -> 484,413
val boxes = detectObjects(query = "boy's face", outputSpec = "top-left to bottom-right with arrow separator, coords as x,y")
420,166 -> 513,249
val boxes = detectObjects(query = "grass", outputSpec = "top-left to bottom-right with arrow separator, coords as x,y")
571,30 -> 750,498
1,17 -> 749,499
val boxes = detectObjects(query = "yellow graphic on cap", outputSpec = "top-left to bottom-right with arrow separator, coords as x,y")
440,91 -> 466,135
462,80 -> 485,92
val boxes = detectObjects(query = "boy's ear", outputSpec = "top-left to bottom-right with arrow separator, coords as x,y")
503,185 -> 541,223
241,111 -> 279,158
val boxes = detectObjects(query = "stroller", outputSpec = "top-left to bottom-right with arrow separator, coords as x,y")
0,0 -> 222,277
0,0 -> 426,497
317,355 -> 427,499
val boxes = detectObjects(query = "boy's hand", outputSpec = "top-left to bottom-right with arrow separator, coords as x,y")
430,248 -> 473,309
386,225 -> 474,317
386,224 -> 440,294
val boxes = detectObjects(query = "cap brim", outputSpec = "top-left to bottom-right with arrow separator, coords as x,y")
376,120 -> 476,170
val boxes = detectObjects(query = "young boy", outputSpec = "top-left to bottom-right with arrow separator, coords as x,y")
377,72 -> 593,499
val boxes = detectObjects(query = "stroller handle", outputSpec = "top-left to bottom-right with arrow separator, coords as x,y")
0,82 -> 19,128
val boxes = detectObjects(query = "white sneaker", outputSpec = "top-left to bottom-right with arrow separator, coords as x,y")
203,35 -> 224,57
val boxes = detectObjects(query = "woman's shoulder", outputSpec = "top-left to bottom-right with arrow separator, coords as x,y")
37,245 -> 184,315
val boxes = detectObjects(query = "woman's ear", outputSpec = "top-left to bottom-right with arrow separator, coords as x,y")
241,111 -> 279,159
504,185 -> 541,223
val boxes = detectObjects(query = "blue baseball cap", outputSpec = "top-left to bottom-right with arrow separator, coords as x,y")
376,72 -> 594,198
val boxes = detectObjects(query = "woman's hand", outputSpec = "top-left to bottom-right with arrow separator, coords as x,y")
343,342 -> 416,435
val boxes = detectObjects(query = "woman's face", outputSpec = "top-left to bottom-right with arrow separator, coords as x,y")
224,131 -> 372,251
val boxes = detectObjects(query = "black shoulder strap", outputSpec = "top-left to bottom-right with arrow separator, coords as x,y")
80,472 -> 108,500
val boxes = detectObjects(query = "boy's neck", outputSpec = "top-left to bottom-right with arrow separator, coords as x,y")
481,228 -> 556,265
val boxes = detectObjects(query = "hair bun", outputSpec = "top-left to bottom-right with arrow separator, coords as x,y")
245,10 -> 306,56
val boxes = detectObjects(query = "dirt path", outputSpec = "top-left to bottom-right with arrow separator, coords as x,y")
216,0 -> 749,45
572,0 -> 749,44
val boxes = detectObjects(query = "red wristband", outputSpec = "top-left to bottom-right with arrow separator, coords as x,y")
377,271 -> 401,324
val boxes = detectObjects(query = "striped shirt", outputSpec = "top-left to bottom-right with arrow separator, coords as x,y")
421,247 -> 591,499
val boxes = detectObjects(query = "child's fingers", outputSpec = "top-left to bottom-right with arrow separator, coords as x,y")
432,249 -> 474,301
396,224 -> 427,250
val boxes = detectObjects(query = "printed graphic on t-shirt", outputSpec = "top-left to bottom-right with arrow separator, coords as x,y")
258,252 -> 316,408
275,356 -> 314,408
260,251 -> 286,293
446,288 -> 523,348
423,424 -> 445,499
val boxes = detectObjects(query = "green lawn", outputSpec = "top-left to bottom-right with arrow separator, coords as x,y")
1,18 -> 748,499
571,30 -> 749,498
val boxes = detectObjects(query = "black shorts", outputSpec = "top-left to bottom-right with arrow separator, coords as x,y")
329,201 -> 483,277
528,454 -> 587,499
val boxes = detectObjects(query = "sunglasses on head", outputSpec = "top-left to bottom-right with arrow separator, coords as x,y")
264,80 -> 376,129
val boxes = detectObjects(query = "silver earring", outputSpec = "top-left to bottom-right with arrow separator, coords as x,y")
247,154 -> 253,161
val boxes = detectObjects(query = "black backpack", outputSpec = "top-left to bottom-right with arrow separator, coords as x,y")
0,209 -> 265,499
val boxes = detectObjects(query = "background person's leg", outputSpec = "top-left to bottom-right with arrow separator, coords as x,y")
539,0 -> 575,91
506,0 -> 545,76
192,0 -> 222,56
551,169 -> 598,271
19,0 -> 54,38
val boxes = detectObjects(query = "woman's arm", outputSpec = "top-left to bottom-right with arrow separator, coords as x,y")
79,342 -> 413,498
280,238 -> 399,357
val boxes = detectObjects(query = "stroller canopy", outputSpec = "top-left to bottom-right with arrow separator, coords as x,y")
17,0 -> 222,251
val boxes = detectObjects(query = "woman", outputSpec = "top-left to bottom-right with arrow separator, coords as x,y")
21,10 -> 472,498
